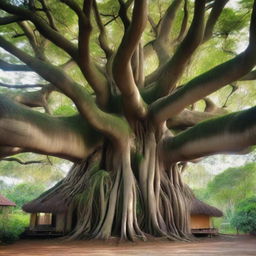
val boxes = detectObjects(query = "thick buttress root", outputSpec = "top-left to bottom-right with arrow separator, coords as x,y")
39,129 -> 193,241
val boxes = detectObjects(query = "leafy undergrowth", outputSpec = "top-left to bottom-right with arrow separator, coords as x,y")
0,211 -> 29,244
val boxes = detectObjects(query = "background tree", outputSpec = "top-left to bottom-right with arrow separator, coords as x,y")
0,0 -> 256,241
231,197 -> 256,234
207,163 -> 256,211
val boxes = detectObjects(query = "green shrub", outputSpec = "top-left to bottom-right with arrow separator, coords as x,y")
230,197 -> 256,234
0,212 -> 29,244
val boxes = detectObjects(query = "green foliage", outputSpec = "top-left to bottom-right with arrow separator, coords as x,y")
53,105 -> 77,116
0,212 -> 29,244
239,0 -> 254,9
0,154 -> 67,186
231,197 -> 256,233
2,182 -> 46,208
216,8 -> 249,37
207,163 -> 256,210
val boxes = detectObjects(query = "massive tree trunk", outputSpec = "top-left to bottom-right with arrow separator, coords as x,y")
0,0 -> 256,241
33,124 -> 192,241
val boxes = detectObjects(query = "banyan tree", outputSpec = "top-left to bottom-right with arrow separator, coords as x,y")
0,0 -> 256,241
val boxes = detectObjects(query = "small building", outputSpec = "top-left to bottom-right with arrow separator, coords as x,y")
190,198 -> 223,235
0,194 -> 16,214
22,193 -> 74,236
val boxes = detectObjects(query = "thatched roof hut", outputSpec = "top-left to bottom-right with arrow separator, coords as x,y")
189,198 -> 223,235
22,186 -> 74,235
0,194 -> 16,207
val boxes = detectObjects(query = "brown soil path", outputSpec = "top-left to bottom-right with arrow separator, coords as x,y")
0,235 -> 256,256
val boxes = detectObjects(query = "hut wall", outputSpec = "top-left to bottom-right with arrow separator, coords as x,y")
56,213 -> 66,232
29,213 -> 37,230
190,215 -> 211,229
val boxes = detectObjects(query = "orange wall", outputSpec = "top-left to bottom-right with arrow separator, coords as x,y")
190,215 -> 211,229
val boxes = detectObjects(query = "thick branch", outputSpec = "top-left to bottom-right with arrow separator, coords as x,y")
203,0 -> 229,42
112,0 -> 147,119
118,0 -> 131,31
150,0 -> 256,124
156,0 -> 206,96
0,36 -> 130,145
167,109 -> 217,129
4,84 -> 55,113
0,95 -> 102,162
162,106 -> 256,163
0,15 -> 24,25
0,59 -> 32,71
157,0 -> 182,43
173,0 -> 189,43
145,0 -> 182,63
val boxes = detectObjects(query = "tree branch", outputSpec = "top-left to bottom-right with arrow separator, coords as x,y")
172,0 -> 189,44
112,0 -> 148,119
0,95 -> 102,162
150,0 -> 256,125
240,69 -> 256,80
0,1 -> 78,59
1,157 -> 45,165
0,81 -> 44,89
156,0 -> 206,96
162,106 -> 256,163
203,0 -> 229,42
92,0 -> 113,59
0,59 -> 32,71
0,35 -> 130,145
203,97 -> 227,114
0,15 -> 24,25
144,0 -> 182,64
4,84 -> 55,113
157,0 -> 182,43
60,0 -> 109,107
118,0 -> 131,31
167,109 -> 217,129
18,21 -> 46,60
38,0 -> 58,31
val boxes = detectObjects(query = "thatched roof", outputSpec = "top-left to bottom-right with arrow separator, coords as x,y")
22,180 -> 69,213
190,198 -> 223,217
22,193 -> 68,213
0,194 -> 16,207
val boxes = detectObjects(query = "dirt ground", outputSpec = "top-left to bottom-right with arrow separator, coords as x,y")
0,235 -> 256,256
